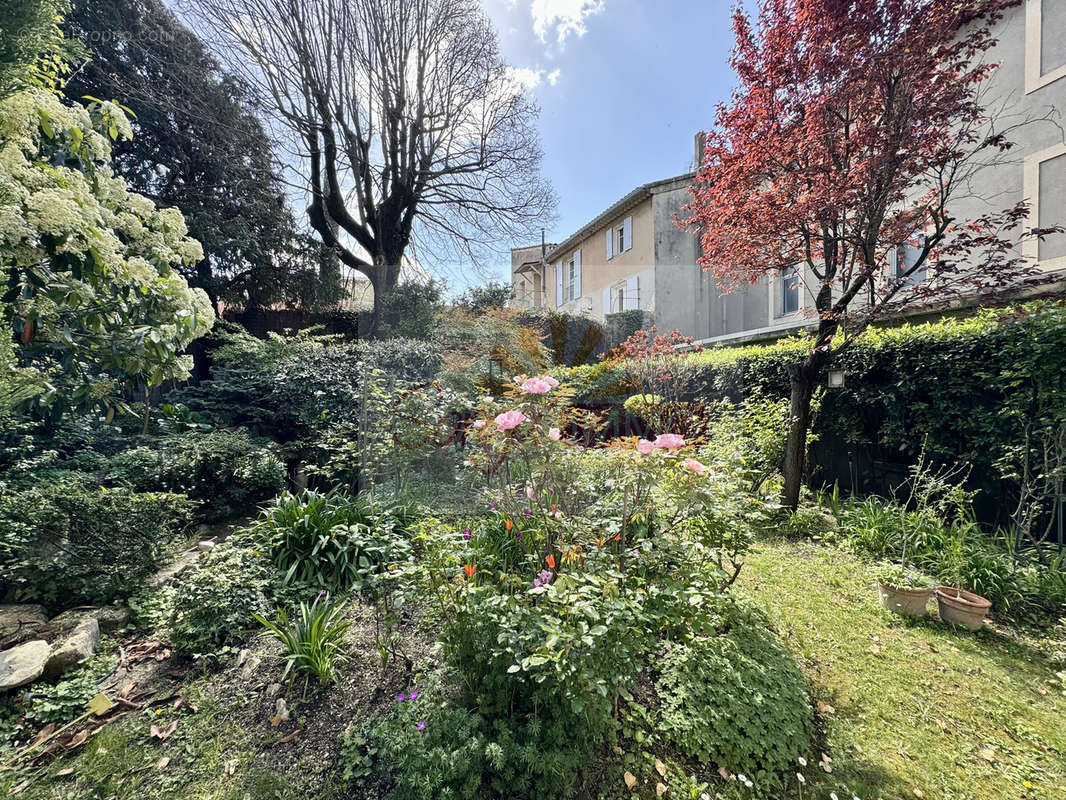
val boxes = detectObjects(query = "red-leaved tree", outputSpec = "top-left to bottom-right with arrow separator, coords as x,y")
684,0 -> 1061,509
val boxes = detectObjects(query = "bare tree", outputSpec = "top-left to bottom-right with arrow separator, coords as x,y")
181,0 -> 556,334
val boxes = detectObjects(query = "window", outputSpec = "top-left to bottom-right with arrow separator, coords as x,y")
894,232 -> 927,286
781,266 -> 800,315
616,286 -> 624,314
1023,142 -> 1066,269
566,260 -> 577,301
1026,0 -> 1066,93
617,226 -> 625,254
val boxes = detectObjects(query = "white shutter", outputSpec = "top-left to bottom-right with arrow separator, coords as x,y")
623,216 -> 633,252
602,286 -> 611,317
573,249 -> 582,299
624,275 -> 639,310
606,228 -> 613,260
555,261 -> 563,307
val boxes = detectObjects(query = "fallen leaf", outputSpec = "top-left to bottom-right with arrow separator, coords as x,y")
223,759 -> 238,776
172,697 -> 185,711
816,700 -> 836,716
119,683 -> 135,699
979,747 -> 996,763
269,715 -> 282,728
717,766 -> 734,781
8,779 -> 29,795
868,644 -> 883,655
624,771 -> 638,790
913,789 -> 925,799
67,730 -> 89,749
654,758 -> 667,777
155,757 -> 170,770
32,724 -> 55,747
276,729 -> 300,745
656,782 -> 667,797
149,720 -> 178,741
55,769 -> 74,777
612,745 -> 623,756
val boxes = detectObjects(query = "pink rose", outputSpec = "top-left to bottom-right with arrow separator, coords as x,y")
520,377 -> 553,394
472,420 -> 486,428
636,439 -> 655,455
543,375 -> 560,388
682,458 -> 707,474
495,410 -> 528,431
526,485 -> 536,500
653,433 -> 686,451
548,427 -> 562,441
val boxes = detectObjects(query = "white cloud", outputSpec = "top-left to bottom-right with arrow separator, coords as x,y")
506,66 -> 547,90
505,66 -> 564,92
531,0 -> 605,45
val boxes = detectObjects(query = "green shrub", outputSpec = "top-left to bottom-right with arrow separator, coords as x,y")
0,480 -> 192,607
250,490 -> 413,593
169,540 -> 274,659
107,429 -> 284,517
655,599 -> 812,793
343,690 -> 487,800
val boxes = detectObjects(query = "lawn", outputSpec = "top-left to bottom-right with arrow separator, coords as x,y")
739,539 -> 1066,800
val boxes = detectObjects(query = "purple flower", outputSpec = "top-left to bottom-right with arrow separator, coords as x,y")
515,530 -> 522,539
533,569 -> 553,588
416,721 -> 426,732
488,503 -> 497,511
523,508 -> 533,517
396,693 -> 406,702
318,589 -> 328,598
408,690 -> 419,700
462,528 -> 472,541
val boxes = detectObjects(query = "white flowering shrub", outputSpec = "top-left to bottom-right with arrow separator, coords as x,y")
0,88 -> 214,412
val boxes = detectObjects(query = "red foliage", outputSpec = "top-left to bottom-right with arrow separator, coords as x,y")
683,0 -> 1047,334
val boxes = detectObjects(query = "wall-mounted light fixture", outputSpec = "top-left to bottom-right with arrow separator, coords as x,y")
827,368 -> 846,389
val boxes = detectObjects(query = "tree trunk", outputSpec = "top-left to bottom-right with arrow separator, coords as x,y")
781,351 -> 826,511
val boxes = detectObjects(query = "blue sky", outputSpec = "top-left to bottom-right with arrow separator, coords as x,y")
480,0 -> 743,281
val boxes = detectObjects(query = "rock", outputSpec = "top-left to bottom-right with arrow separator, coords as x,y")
236,648 -> 251,667
274,698 -> 290,723
0,640 -> 51,691
239,654 -> 262,680
266,683 -> 283,698
44,618 -> 100,678
0,605 -> 48,639
50,606 -> 129,635
197,540 -> 215,553
94,606 -> 130,633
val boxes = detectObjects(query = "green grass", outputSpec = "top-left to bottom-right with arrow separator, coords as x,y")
738,538 -> 1066,800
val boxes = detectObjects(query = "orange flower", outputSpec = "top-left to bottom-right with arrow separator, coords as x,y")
505,519 -> 514,531
545,554 -> 556,569
613,534 -> 621,541
594,538 -> 607,548
463,564 -> 476,578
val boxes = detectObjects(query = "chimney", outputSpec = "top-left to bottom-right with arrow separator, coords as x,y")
693,132 -> 706,170
541,228 -> 546,261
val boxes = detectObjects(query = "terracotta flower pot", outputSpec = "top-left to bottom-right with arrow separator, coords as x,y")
934,586 -> 991,631
877,583 -> 931,617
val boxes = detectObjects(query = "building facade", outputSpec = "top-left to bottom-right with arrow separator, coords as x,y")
512,0 -> 1066,345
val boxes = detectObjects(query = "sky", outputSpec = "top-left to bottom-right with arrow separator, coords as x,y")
478,0 -> 743,283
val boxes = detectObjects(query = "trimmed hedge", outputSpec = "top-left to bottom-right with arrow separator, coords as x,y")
561,302 -> 1066,515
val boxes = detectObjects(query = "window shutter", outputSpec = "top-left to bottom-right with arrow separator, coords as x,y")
606,228 -> 613,260
555,261 -> 563,307
602,286 -> 611,317
624,275 -> 638,310
573,250 -> 582,299
623,216 -> 633,252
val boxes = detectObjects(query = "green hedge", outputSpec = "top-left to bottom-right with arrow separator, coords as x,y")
561,302 -> 1066,511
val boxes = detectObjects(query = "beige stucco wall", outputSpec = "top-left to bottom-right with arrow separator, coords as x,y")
548,196 -> 656,318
